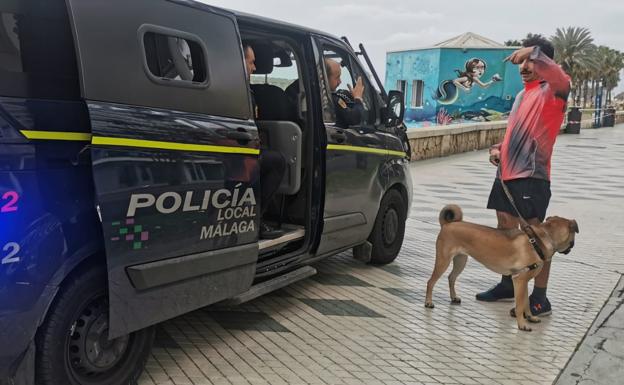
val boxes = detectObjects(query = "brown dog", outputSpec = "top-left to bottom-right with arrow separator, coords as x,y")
425,205 -> 578,331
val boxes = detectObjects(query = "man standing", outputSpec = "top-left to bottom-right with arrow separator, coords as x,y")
324,58 -> 365,128
476,36 -> 571,317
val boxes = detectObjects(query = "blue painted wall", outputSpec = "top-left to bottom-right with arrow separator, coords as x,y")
385,47 -> 523,127
385,49 -> 439,123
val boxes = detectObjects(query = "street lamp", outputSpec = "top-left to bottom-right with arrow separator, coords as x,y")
594,80 -> 605,128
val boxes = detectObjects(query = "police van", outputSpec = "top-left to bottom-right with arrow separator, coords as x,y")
0,0 -> 412,383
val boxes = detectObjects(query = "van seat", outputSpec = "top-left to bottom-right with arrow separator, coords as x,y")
250,83 -> 296,122
256,120 -> 302,195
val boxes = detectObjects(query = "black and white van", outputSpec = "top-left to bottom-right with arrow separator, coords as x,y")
0,0 -> 412,383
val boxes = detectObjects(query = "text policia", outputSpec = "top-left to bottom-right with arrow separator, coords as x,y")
126,185 -> 257,239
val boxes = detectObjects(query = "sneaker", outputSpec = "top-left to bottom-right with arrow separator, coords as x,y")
510,295 -> 552,318
260,222 -> 284,239
475,283 -> 515,302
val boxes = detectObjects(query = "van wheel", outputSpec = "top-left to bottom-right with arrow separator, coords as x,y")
36,266 -> 155,385
368,189 -> 406,265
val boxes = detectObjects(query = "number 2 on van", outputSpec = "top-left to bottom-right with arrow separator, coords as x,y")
2,242 -> 20,265
1,191 -> 19,213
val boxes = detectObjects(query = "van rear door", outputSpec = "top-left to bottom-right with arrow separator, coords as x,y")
66,0 -> 260,337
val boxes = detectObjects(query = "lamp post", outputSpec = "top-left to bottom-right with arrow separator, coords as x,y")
594,80 -> 603,128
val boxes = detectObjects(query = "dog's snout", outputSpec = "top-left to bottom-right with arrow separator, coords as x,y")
562,240 -> 574,254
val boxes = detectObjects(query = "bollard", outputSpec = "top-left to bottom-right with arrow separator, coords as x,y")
566,107 -> 581,134
602,107 -> 616,127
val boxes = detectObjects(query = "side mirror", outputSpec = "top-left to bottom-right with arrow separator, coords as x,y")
386,90 -> 405,127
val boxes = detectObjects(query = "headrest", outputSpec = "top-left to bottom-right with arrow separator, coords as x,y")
251,43 -> 273,74
274,49 -> 292,67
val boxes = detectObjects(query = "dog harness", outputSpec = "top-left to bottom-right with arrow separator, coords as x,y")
499,178 -> 551,277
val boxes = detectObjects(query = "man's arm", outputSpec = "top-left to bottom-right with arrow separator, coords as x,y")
530,47 -> 571,98
335,96 -> 364,127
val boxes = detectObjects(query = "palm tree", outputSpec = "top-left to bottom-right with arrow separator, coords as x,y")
601,49 -> 624,104
551,27 -> 594,73
504,39 -> 522,47
505,33 -> 546,47
550,27 -> 595,104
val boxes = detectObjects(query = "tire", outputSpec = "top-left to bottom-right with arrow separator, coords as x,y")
35,266 -> 155,385
368,189 -> 407,265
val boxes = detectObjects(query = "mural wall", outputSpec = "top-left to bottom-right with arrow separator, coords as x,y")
385,49 -> 439,123
385,48 -> 523,127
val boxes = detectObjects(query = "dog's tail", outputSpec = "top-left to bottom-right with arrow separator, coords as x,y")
439,205 -> 463,226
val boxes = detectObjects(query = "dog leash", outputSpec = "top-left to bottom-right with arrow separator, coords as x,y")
498,177 -> 548,262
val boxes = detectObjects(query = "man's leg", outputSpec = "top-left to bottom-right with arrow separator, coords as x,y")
526,217 -> 552,315
526,217 -> 551,289
496,211 -> 521,289
260,150 -> 285,216
507,216 -> 552,318
259,150 -> 286,239
475,210 -> 520,301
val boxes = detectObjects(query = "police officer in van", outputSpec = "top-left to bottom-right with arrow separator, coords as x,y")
243,43 -> 286,239
324,58 -> 365,128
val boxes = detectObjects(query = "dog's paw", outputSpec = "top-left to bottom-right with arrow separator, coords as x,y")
424,302 -> 435,309
509,308 -> 516,318
451,297 -> 461,305
527,315 -> 541,323
518,324 -> 532,332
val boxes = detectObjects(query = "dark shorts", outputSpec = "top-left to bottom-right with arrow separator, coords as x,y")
487,178 -> 551,221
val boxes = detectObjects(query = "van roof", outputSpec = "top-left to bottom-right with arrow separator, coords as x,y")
169,0 -> 343,43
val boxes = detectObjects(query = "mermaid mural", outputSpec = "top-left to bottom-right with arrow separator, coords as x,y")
433,58 -> 502,105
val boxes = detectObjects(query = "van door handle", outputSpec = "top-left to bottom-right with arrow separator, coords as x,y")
330,132 -> 347,143
226,131 -> 253,141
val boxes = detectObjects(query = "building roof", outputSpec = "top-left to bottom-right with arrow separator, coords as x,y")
387,32 -> 509,54
434,32 -> 506,48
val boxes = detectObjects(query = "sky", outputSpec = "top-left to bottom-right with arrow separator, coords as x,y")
202,0 -> 624,95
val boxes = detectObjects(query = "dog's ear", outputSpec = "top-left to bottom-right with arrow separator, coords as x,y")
570,220 -> 579,234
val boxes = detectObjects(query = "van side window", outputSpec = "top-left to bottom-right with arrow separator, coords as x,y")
321,47 -> 376,127
142,31 -> 208,85
0,5 -> 80,99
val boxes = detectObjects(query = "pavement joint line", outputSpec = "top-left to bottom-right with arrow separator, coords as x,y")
593,294 -> 624,332
554,273 -> 624,384
559,259 -> 611,273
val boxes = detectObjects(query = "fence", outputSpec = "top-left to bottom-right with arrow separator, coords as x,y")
406,109 -> 623,161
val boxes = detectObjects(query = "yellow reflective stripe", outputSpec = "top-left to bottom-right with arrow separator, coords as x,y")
20,130 -> 92,141
327,144 -> 406,158
91,136 -> 260,155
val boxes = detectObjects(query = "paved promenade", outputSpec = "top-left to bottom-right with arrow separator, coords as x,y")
139,125 -> 624,385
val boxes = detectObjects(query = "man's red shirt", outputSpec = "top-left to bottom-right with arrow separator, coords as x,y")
499,48 -> 571,181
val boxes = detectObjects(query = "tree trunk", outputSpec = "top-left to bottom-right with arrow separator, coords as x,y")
577,83 -> 582,107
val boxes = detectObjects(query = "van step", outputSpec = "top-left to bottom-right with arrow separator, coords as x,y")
220,266 -> 316,306
259,226 -> 305,252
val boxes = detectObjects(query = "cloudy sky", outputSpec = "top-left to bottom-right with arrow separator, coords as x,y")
202,0 -> 624,94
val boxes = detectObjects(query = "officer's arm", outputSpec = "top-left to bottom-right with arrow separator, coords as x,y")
341,100 -> 364,126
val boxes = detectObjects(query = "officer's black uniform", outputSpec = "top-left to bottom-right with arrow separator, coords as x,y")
332,89 -> 364,128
